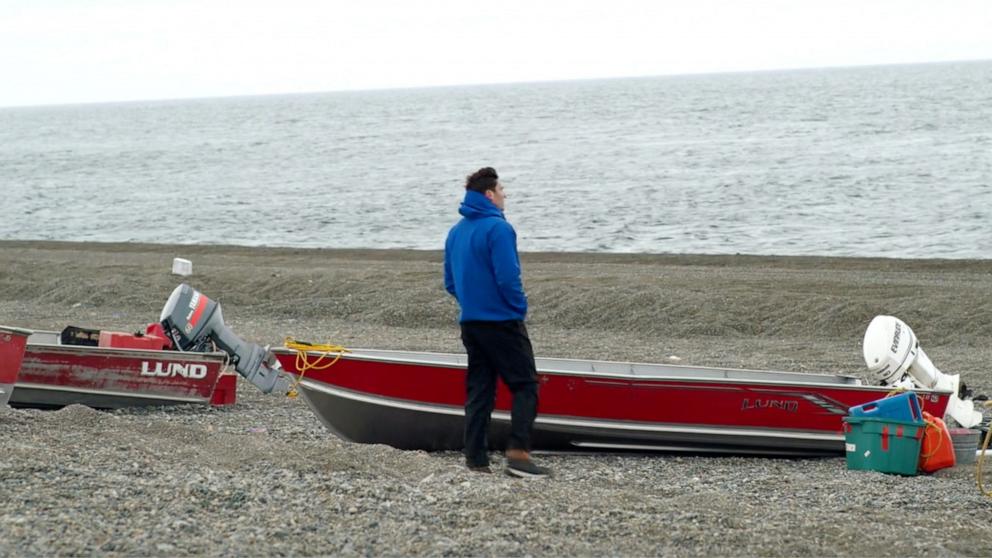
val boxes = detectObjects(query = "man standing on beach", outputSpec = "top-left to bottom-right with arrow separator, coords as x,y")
444,167 -> 549,478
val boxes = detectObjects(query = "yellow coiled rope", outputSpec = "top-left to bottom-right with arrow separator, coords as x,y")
282,337 -> 349,399
976,401 -> 992,498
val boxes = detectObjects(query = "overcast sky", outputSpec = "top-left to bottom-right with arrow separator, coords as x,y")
2,0 -> 990,107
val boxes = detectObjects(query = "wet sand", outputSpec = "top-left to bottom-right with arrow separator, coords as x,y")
1,240 -> 991,556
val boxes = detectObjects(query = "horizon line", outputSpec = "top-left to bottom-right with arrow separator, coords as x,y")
3,57 -> 990,111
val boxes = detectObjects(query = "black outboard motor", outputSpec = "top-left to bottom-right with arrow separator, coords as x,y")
160,284 -> 290,395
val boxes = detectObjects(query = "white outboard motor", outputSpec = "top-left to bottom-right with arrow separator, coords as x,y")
863,315 -> 983,428
160,284 -> 291,395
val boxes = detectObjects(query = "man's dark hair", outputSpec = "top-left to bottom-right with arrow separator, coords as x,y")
465,167 -> 499,193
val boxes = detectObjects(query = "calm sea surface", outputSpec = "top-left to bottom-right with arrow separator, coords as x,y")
2,61 -> 990,259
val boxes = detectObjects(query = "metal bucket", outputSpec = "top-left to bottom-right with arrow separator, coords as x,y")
948,428 -> 980,466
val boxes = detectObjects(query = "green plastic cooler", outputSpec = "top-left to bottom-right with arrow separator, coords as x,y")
843,416 -> 924,476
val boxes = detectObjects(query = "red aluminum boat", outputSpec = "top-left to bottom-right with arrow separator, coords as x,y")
1,326 -> 32,407
10,326 -> 237,410
272,348 -> 951,457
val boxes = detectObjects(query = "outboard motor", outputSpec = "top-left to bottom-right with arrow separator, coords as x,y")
863,315 -> 983,428
160,284 -> 291,395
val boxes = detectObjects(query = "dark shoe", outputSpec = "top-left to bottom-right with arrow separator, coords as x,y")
465,459 -> 493,473
505,458 -> 550,478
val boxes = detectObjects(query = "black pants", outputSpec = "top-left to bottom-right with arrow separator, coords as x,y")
460,320 -> 539,467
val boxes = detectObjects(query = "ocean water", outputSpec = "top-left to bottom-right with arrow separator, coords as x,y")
2,61 -> 990,259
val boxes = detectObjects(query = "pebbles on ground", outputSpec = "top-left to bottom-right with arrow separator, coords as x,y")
2,241 -> 991,556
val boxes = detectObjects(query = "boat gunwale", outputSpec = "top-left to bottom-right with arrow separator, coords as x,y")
0,325 -> 34,337
25,329 -> 228,363
272,347 -> 952,395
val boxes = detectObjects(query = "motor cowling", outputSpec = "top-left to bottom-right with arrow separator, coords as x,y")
863,315 -> 939,387
160,284 -> 290,395
863,315 -> 983,428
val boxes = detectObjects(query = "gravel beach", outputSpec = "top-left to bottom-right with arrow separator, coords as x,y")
2,240 -> 991,557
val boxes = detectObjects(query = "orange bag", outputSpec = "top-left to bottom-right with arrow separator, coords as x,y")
919,411 -> 956,473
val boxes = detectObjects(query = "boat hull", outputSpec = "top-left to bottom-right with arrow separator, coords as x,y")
13,333 -> 234,409
274,348 -> 951,457
0,326 -> 32,407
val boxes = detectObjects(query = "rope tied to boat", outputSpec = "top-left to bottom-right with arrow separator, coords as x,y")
283,337 -> 349,399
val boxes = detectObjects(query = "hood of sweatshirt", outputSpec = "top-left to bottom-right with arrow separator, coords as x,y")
458,190 -> 504,220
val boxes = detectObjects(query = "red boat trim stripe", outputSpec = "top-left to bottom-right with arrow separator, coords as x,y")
298,379 -> 843,442
629,383 -> 745,392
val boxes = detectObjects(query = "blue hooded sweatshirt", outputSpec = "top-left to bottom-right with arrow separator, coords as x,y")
444,190 -> 527,322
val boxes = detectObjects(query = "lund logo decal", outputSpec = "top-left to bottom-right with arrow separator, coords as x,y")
741,399 -> 799,412
141,361 -> 208,380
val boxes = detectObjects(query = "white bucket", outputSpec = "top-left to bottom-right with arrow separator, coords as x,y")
172,258 -> 193,276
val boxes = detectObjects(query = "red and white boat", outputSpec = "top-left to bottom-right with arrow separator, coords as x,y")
10,325 -> 237,409
1,325 -> 32,407
272,348 -> 951,457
